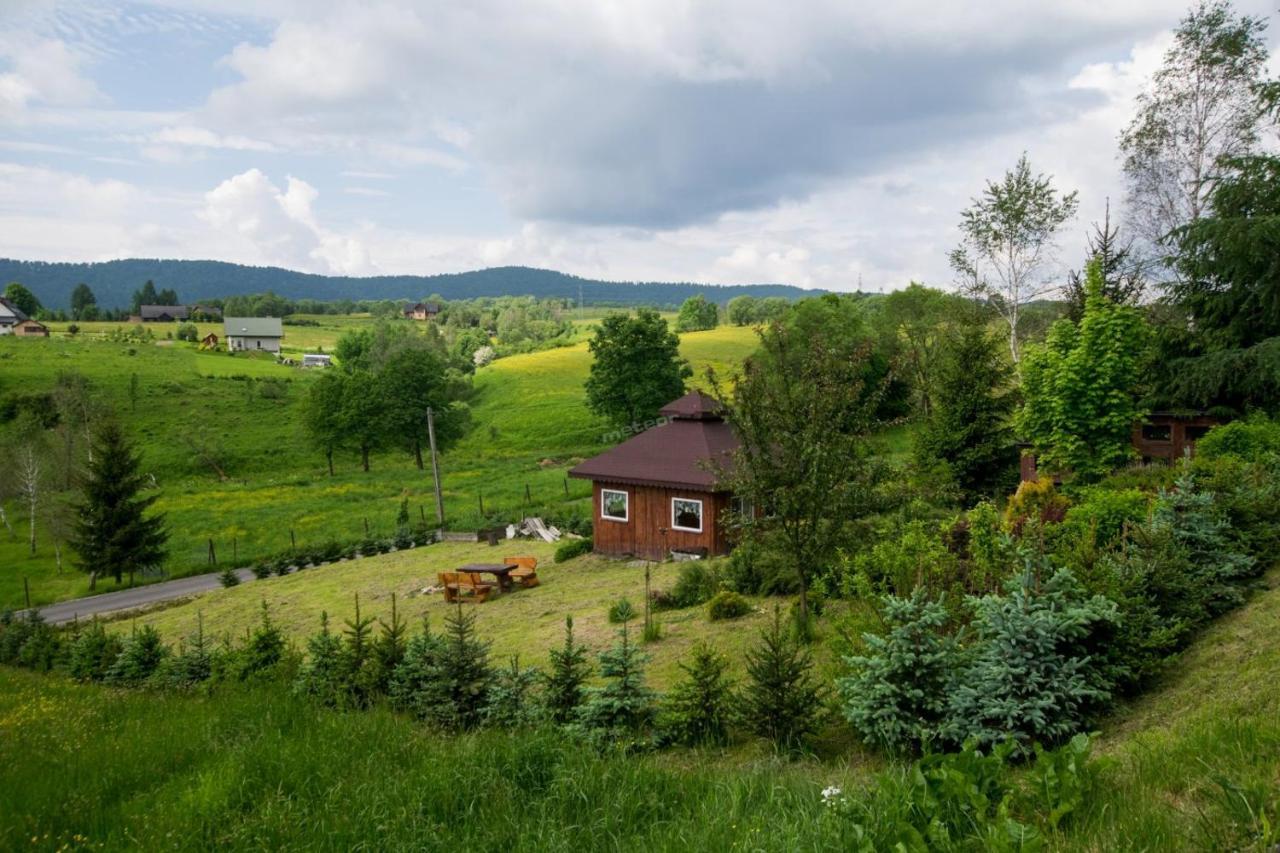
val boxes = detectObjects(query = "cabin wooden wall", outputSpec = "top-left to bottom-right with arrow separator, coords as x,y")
1131,415 -> 1219,462
590,482 -> 731,561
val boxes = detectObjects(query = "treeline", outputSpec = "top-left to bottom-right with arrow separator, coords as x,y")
0,258 -> 817,312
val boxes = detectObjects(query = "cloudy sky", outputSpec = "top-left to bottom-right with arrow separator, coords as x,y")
1,0 -> 1277,292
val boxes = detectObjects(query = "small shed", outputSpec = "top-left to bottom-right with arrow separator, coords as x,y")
13,318 -> 49,337
1132,412 -> 1221,463
569,391 -> 745,561
302,353 -> 332,368
200,332 -> 219,350
224,317 -> 283,353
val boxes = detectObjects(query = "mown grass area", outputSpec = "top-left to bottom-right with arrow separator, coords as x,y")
106,541 -> 817,689
3,568 -> 1276,851
0,325 -> 763,609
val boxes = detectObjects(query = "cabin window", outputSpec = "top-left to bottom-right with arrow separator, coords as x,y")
601,489 -> 629,522
730,495 -> 754,520
672,498 -> 703,532
1142,424 -> 1171,442
1186,425 -> 1212,442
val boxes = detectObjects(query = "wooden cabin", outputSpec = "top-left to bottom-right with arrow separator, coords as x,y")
569,391 -> 745,561
1131,412 -> 1221,463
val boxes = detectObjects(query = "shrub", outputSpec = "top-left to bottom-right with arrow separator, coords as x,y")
389,618 -> 449,722
1195,414 -> 1280,460
739,607 -> 825,750
252,561 -> 273,580
607,598 -> 636,624
68,621 -> 123,682
945,559 -> 1119,751
660,642 -> 735,747
219,566 -> 242,587
544,615 -> 592,725
1060,487 -> 1149,550
238,602 -> 286,680
1003,478 -> 1070,534
15,615 -> 63,672
175,322 -> 199,342
157,618 -> 214,689
437,607 -> 495,730
723,534 -> 797,595
106,625 -> 169,685
706,591 -> 752,621
661,561 -> 720,609
554,537 -> 592,563
838,590 -> 959,754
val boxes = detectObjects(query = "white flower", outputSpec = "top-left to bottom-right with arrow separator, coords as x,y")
821,785 -> 843,805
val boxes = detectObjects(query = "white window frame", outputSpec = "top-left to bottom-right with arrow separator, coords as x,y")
671,497 -> 704,533
600,488 -> 629,522
730,495 -> 754,520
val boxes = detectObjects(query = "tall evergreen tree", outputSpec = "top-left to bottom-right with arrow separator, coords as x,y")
740,607 -> 825,751
69,283 -> 97,320
913,320 -> 1018,504
130,280 -> 158,313
69,421 -> 168,589
545,615 -> 592,724
1063,201 -> 1145,322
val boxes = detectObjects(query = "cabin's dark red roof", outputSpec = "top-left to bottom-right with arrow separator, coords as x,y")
569,392 -> 738,491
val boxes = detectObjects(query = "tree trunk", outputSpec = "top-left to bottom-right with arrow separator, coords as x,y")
89,570 -> 97,591
54,540 -> 62,573
414,438 -> 424,471
27,493 -> 37,556
361,445 -> 370,472
326,447 -> 334,477
1008,319 -> 1020,365
0,506 -> 12,539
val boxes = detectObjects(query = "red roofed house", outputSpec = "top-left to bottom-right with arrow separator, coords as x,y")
569,390 -> 747,561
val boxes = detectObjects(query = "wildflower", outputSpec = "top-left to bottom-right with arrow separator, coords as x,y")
821,785 -> 843,807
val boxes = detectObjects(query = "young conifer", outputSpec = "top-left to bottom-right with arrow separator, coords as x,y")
576,622 -> 656,742
661,642 -> 735,747
295,611 -> 345,706
740,606 -> 825,751
544,615 -> 592,724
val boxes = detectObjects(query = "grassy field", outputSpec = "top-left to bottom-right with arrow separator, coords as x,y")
2,567 -> 1275,850
97,540 -> 843,689
0,323 -> 763,609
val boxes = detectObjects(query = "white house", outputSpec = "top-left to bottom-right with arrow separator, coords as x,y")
224,317 -> 284,353
0,296 -> 27,335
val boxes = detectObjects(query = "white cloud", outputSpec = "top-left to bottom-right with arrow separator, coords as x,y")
0,34 -> 103,121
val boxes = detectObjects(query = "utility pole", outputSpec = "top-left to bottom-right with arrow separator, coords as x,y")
427,407 -> 446,527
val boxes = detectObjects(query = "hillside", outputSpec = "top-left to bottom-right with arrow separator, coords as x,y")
0,325 -> 762,609
1,567 -> 1274,850
0,258 -> 822,311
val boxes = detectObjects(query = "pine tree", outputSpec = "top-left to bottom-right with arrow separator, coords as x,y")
439,604 -> 494,729
740,607 -> 825,751
70,421 -> 168,589
218,566 -> 241,588
370,592 -> 408,695
483,655 -> 544,728
338,594 -> 376,706
295,612 -> 345,706
68,620 -> 123,682
661,642 -> 735,747
106,624 -> 169,684
544,615 -> 592,724
240,601 -> 286,680
576,623 -> 656,743
837,590 -> 958,754
389,617 -> 449,721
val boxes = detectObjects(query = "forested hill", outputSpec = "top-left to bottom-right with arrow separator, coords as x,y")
0,258 -> 818,310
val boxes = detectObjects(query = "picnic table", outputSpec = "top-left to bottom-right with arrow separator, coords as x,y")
457,562 -> 519,593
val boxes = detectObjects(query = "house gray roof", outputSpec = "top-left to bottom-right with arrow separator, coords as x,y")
223,317 -> 283,338
0,296 -> 29,325
140,304 -> 190,320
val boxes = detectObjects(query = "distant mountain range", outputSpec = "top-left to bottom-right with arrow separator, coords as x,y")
0,258 -> 820,310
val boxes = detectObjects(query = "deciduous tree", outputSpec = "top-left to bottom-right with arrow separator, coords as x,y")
585,309 -> 691,429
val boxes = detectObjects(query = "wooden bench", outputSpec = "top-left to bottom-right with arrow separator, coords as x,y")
502,555 -> 540,588
439,571 -> 494,603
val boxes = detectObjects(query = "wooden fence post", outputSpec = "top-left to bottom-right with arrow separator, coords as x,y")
208,539 -> 217,565
290,529 -> 296,550
24,577 -> 31,610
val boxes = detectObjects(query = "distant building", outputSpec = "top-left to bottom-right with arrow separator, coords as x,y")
13,318 -> 49,337
302,353 -> 332,368
1132,412 -> 1221,464
569,391 -> 748,561
140,304 -> 190,322
191,304 -> 223,320
404,302 -> 440,321
0,296 -> 28,335
224,317 -> 283,353
200,332 -> 220,350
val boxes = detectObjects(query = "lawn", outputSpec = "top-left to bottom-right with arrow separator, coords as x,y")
0,324 -> 764,609
104,540 -> 810,689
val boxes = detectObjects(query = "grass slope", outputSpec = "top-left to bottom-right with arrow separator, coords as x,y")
1,571 -> 1275,850
0,325 -> 761,609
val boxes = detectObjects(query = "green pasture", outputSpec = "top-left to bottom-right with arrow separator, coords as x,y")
0,324 -> 763,609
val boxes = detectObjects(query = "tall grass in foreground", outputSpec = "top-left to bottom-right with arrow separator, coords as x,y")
2,664 -> 1277,851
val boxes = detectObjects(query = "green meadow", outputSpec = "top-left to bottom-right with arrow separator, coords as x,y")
0,322 -> 762,609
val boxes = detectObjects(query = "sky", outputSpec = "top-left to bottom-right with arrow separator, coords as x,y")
1,0 -> 1278,292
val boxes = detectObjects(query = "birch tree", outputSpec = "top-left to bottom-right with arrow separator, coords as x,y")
1119,1 -> 1271,251
950,154 -> 1078,363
